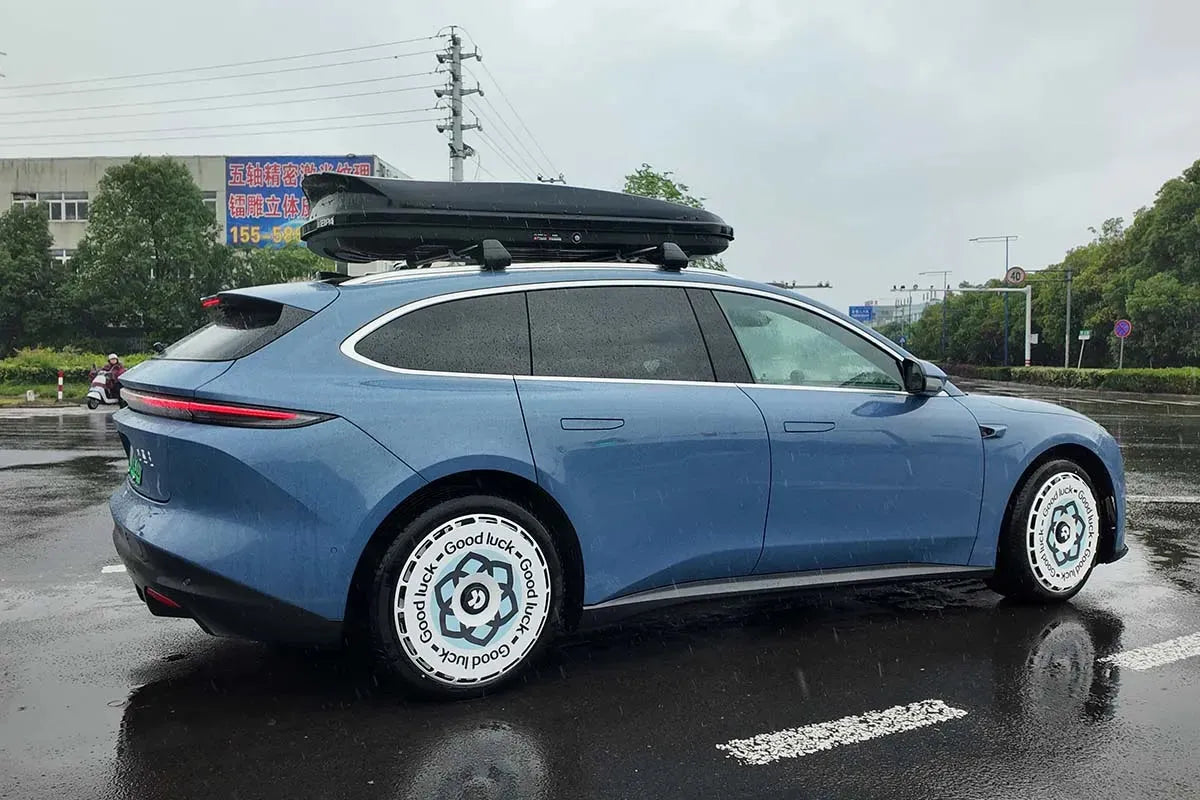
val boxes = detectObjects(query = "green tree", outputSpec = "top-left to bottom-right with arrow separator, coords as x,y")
1125,272 -> 1200,367
623,163 -> 726,271
0,203 -> 68,353
232,245 -> 325,286
68,156 -> 223,345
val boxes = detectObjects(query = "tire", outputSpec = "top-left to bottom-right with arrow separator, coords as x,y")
368,494 -> 564,698
86,397 -> 99,410
988,459 -> 1102,603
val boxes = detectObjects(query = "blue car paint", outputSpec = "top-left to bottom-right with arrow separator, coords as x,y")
515,378 -> 770,603
744,386 -> 984,574
952,393 -> 1126,567
112,409 -> 424,620
110,265 -> 1127,631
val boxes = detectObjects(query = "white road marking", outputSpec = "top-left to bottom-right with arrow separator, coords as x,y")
1101,632 -> 1200,671
101,564 -> 127,574
716,699 -> 967,766
1127,495 -> 1200,504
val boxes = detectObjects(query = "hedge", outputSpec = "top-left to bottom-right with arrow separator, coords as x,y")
944,363 -> 1200,395
0,348 -> 152,384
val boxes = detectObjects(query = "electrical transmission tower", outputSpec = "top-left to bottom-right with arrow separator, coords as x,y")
435,28 -> 481,182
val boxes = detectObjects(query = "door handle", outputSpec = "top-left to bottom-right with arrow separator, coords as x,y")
783,421 -> 836,433
561,418 -> 625,431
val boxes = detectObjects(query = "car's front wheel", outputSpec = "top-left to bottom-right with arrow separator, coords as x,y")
368,494 -> 563,698
988,459 -> 1103,603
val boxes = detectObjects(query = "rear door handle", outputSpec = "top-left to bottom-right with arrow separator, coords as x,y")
561,418 -> 625,431
783,421 -> 836,433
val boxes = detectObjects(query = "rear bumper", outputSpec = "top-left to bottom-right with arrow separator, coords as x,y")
112,522 -> 342,646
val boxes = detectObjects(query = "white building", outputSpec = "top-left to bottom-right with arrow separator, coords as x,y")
0,155 -> 407,273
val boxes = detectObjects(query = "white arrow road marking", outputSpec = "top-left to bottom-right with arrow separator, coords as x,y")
1101,632 -> 1200,671
1127,495 -> 1200,504
101,565 -> 127,574
716,699 -> 968,766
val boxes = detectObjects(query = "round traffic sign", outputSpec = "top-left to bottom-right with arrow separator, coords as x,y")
1005,266 -> 1026,285
1114,319 -> 1132,339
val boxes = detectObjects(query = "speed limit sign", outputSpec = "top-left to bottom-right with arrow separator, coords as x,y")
1005,266 -> 1026,285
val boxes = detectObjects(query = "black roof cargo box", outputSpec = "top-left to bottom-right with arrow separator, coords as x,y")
299,173 -> 734,265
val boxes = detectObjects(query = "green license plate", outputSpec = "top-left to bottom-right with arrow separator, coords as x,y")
128,454 -> 143,485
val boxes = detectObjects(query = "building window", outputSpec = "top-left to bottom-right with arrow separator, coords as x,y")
50,249 -> 75,265
11,191 -> 89,221
201,190 -> 218,216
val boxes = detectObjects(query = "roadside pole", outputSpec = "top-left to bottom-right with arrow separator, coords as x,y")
1077,329 -> 1091,369
57,370 -> 63,402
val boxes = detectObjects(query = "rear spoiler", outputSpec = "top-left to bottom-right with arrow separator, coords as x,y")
214,281 -> 341,314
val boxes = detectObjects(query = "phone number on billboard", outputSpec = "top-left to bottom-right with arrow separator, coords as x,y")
229,225 -> 303,245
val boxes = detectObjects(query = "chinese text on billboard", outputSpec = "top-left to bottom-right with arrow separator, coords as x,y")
225,156 -> 373,247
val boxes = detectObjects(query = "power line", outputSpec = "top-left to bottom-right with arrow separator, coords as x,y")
0,106 -> 439,142
0,51 -> 440,99
0,34 -> 441,91
465,82 -> 553,179
457,28 -> 560,177
0,73 -> 438,117
474,131 -> 534,181
0,116 -> 439,147
465,97 -> 542,180
0,84 -> 441,125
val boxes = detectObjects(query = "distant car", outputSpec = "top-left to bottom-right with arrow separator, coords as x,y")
109,177 -> 1127,698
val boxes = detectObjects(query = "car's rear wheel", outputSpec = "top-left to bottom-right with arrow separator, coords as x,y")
988,459 -> 1102,603
368,494 -> 563,698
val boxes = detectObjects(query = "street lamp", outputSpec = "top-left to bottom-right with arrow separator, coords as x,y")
969,235 -> 1018,366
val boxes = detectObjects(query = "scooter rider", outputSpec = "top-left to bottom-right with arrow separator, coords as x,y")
105,354 -> 126,396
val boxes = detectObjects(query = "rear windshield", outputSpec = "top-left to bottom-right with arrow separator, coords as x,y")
161,297 -> 313,361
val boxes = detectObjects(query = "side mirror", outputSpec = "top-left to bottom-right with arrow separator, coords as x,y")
903,359 -> 945,394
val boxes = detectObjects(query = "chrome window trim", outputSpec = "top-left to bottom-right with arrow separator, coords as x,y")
340,278 -> 909,392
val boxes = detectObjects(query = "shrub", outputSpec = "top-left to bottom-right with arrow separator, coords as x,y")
0,348 -> 151,384
941,363 -> 1200,395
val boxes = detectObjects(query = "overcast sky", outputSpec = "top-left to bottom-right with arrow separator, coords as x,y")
3,1 -> 1199,309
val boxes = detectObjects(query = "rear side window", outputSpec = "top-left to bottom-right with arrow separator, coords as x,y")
161,297 -> 313,361
527,286 -> 714,382
355,293 -> 531,375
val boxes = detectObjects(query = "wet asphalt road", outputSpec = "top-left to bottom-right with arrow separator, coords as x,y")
2,384 -> 1200,800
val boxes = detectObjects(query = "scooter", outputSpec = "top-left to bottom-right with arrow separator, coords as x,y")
85,369 -> 123,410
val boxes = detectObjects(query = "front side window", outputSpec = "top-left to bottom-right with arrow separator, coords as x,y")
715,291 -> 903,390
355,293 -> 531,375
527,286 -> 714,382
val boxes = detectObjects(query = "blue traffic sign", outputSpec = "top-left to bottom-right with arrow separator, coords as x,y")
849,305 -> 875,322
1114,319 -> 1132,339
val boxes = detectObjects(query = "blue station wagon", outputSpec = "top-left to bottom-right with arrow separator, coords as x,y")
110,177 -> 1127,697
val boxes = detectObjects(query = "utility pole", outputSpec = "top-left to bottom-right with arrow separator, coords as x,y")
436,28 -> 481,182
1063,267 -> 1073,368
970,235 -> 1019,366
920,269 -> 952,357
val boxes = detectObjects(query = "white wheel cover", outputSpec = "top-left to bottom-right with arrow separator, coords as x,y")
394,513 -> 552,686
1025,472 -> 1100,593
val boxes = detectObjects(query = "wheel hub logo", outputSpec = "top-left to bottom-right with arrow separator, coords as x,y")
434,551 -> 520,647
1046,500 -> 1086,567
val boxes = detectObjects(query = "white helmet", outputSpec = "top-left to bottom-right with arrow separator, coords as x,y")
107,353 -> 119,361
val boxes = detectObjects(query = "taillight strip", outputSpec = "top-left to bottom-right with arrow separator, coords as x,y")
122,388 -> 329,428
